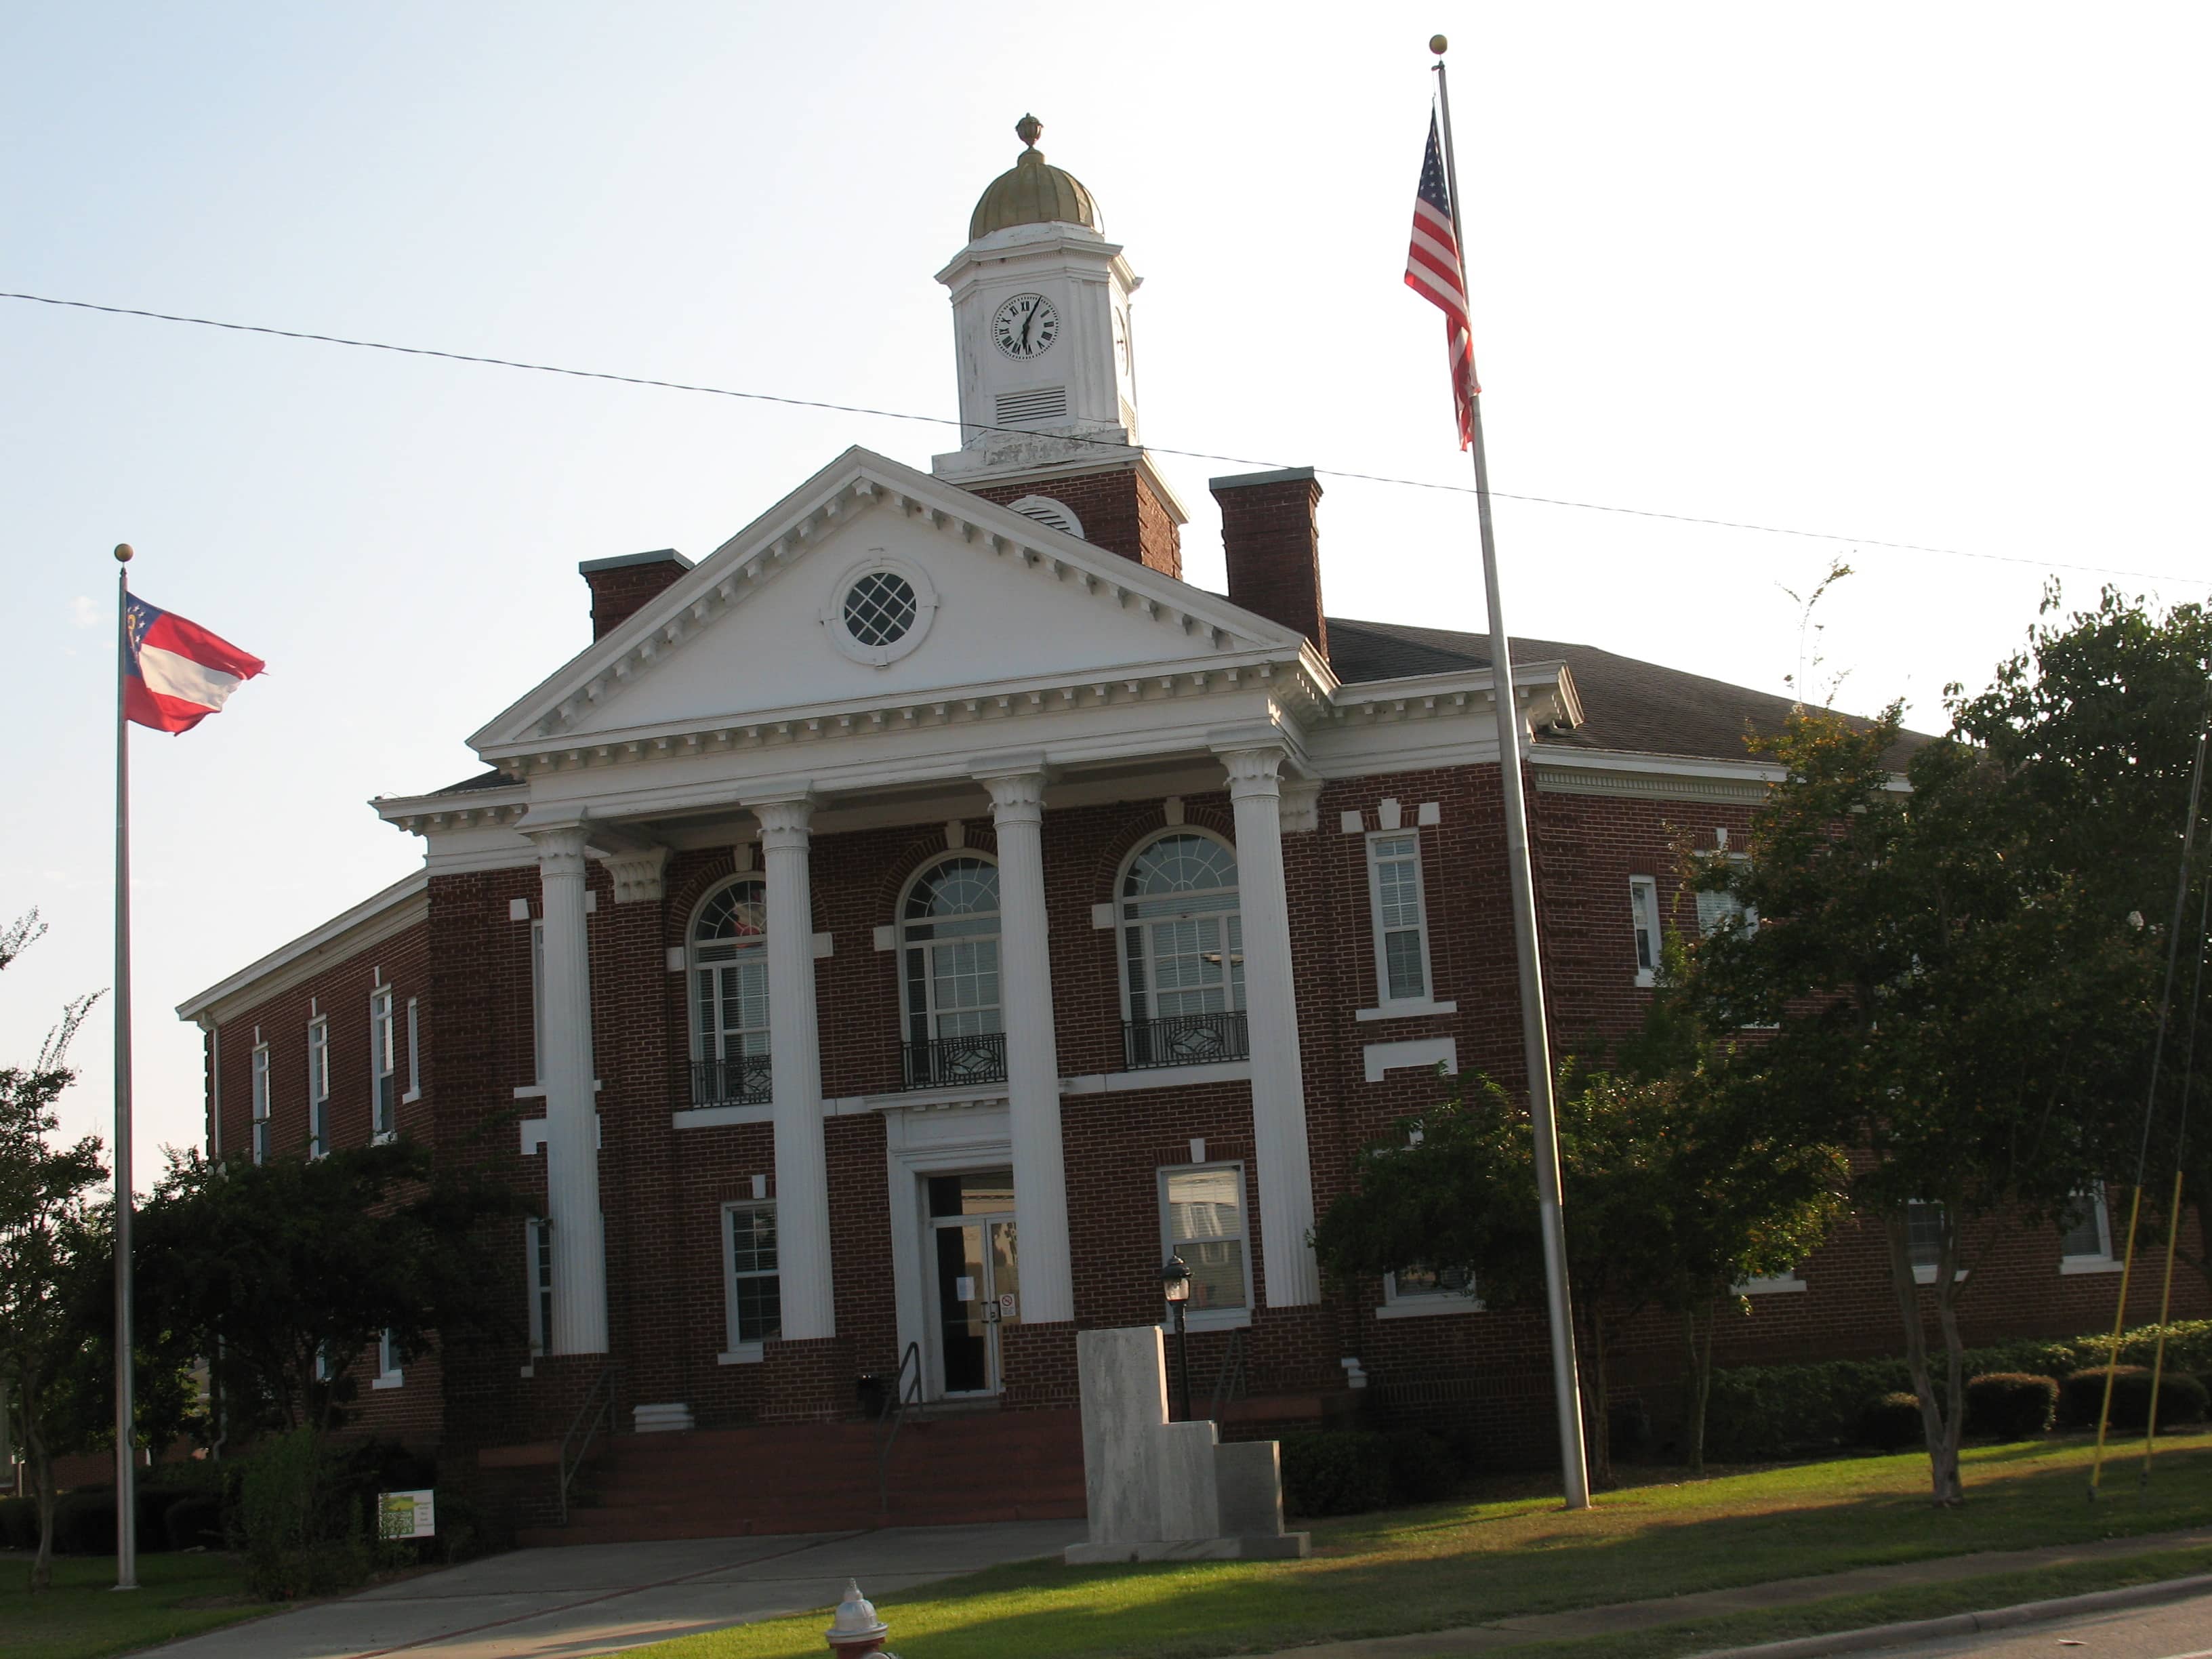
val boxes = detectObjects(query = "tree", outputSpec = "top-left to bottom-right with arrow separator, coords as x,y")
1312,1048 -> 1843,1486
0,909 -> 104,1591
134,1139 -> 526,1436
1687,670 -> 2170,1502
1945,590 -> 2212,1306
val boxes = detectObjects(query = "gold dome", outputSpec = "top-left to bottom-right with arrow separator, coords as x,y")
968,115 -> 1098,241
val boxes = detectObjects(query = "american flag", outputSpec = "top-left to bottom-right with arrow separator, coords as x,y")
1406,111 -> 1477,447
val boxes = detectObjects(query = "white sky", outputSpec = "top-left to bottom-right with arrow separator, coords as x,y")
4,3 -> 2207,1188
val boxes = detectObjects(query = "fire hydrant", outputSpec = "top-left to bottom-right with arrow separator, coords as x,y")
827,1579 -> 894,1659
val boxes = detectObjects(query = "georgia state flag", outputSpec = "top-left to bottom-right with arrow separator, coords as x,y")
125,596 -> 265,733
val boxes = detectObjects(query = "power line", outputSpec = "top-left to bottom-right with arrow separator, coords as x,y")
6,287 -> 2207,590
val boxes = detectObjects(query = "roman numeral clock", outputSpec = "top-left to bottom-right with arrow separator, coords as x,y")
992,293 -> 1060,359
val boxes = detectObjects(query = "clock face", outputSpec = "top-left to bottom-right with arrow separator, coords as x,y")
991,293 -> 1060,359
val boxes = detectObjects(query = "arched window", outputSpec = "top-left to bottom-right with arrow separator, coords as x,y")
690,878 -> 771,1106
1119,832 -> 1248,1069
899,856 -> 1006,1088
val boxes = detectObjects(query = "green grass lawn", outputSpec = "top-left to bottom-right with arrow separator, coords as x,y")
0,1551 -> 269,1659
628,1435 -> 2212,1659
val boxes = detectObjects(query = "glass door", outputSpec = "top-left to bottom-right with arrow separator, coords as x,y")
928,1170 -> 1019,1396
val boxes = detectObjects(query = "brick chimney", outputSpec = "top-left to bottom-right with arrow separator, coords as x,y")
1210,468 -> 1326,661
580,549 -> 693,641
965,465 -> 1185,580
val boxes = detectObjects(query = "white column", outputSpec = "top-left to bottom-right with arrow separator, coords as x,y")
531,825 -> 608,1354
982,769 -> 1075,1325
755,796 -> 836,1341
1221,747 -> 1320,1307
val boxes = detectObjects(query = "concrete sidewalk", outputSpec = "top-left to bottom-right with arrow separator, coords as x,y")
1252,1527 -> 2212,1659
146,1519 -> 1089,1659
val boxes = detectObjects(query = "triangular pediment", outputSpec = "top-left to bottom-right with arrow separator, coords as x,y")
472,448 -> 1306,756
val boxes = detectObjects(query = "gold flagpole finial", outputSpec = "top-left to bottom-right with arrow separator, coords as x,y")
114,543 -> 134,563
1015,113 -> 1042,150
1429,35 -> 1448,55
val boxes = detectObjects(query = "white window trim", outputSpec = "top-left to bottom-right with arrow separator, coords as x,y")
720,1199 -> 779,1362
250,1041 -> 272,1166
2060,1188 -> 2122,1274
531,918 -> 546,1086
1378,1269 -> 1483,1319
820,553 -> 939,668
401,997 -> 422,1104
370,987 -> 398,1143
1738,1271 -> 1808,1295
1115,830 -> 1248,1054
373,1329 -> 403,1389
305,1017 -> 329,1160
688,876 -> 772,1100
896,852 -> 1005,1048
1361,827 -> 1441,1017
1629,874 -> 1662,988
1157,1161 -> 1254,1332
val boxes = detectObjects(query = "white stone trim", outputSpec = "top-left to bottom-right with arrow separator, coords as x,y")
176,872 -> 427,1025
821,552 -> 940,668
1362,1037 -> 1458,1084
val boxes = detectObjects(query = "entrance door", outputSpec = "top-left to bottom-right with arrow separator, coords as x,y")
928,1170 -> 1019,1396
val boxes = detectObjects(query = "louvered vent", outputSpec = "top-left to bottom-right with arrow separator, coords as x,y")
1007,495 -> 1084,539
994,386 -> 1069,428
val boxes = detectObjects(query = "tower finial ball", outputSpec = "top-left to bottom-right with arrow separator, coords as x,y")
114,543 -> 134,563
1016,113 -> 1042,149
1429,35 -> 1448,54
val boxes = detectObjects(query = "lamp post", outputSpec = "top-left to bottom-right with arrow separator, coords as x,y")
1160,1254 -> 1193,1422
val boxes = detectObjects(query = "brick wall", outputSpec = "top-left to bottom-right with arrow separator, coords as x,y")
581,552 -> 691,641
966,466 -> 1182,580
1213,469 -> 1327,659
199,756 -> 2205,1471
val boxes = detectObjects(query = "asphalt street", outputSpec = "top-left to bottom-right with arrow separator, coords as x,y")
1845,1589 -> 2212,1659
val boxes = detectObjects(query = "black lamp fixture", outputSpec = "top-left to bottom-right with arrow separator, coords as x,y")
1160,1253 -> 1194,1422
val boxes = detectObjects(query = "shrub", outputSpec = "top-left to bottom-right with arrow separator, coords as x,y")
1609,1398 -> 1652,1460
1380,1429 -> 1461,1504
237,1428 -> 370,1599
1856,1393 -> 1924,1452
0,1494 -> 37,1551
52,1490 -> 118,1555
2065,1367 -> 2211,1431
1279,1431 -> 1391,1516
164,1493 -> 225,1552
2062,1366 -> 2144,1427
1967,1372 -> 2059,1440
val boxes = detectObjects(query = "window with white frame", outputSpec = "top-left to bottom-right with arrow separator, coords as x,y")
404,997 -> 421,1101
1366,831 -> 1434,1005
2060,1189 -> 2117,1271
722,1202 -> 781,1353
1906,1200 -> 1963,1284
1121,834 -> 1244,1067
306,1017 -> 329,1157
1158,1163 -> 1252,1326
899,857 -> 1004,1086
525,1218 -> 554,1355
690,878 -> 771,1107
375,1328 -> 402,1387
1381,1263 -> 1480,1317
1695,855 -> 1757,938
251,1042 -> 271,1164
1629,876 -> 1662,987
370,987 -> 397,1139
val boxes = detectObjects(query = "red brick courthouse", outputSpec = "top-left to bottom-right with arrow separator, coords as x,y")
179,127 -> 2182,1536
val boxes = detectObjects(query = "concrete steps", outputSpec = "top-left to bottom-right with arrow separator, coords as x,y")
515,1407 -> 1085,1547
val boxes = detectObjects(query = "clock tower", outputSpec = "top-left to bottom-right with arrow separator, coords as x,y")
933,115 -> 1187,578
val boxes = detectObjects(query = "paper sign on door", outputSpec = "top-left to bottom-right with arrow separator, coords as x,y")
955,1275 -> 977,1301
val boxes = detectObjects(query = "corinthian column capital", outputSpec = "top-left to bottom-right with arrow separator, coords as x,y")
1219,745 -> 1288,799
527,824 -> 590,876
751,794 -> 817,850
981,769 -> 1050,826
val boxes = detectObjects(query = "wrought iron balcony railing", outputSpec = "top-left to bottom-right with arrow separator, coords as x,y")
690,1053 -> 773,1108
901,1030 -> 1009,1090
1123,1011 -> 1250,1071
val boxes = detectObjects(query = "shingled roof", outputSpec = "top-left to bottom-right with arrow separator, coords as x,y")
1326,615 -> 1928,766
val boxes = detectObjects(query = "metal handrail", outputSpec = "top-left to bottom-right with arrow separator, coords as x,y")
876,1340 -> 926,1521
901,1031 -> 1008,1090
1209,1328 -> 1247,1420
690,1054 -> 772,1107
1124,1011 -> 1250,1071
558,1359 -> 619,1525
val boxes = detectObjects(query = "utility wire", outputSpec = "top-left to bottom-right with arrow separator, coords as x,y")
7,286 -> 2209,590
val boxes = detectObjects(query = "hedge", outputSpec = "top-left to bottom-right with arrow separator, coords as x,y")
1967,1373 -> 2060,1440
1280,1428 -> 1467,1515
1703,1319 -> 2212,1461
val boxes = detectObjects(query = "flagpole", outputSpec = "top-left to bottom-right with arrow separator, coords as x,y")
112,542 -> 140,1591
1431,37 -> 1592,1511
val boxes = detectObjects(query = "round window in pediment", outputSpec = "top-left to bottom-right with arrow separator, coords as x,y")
822,554 -> 939,666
